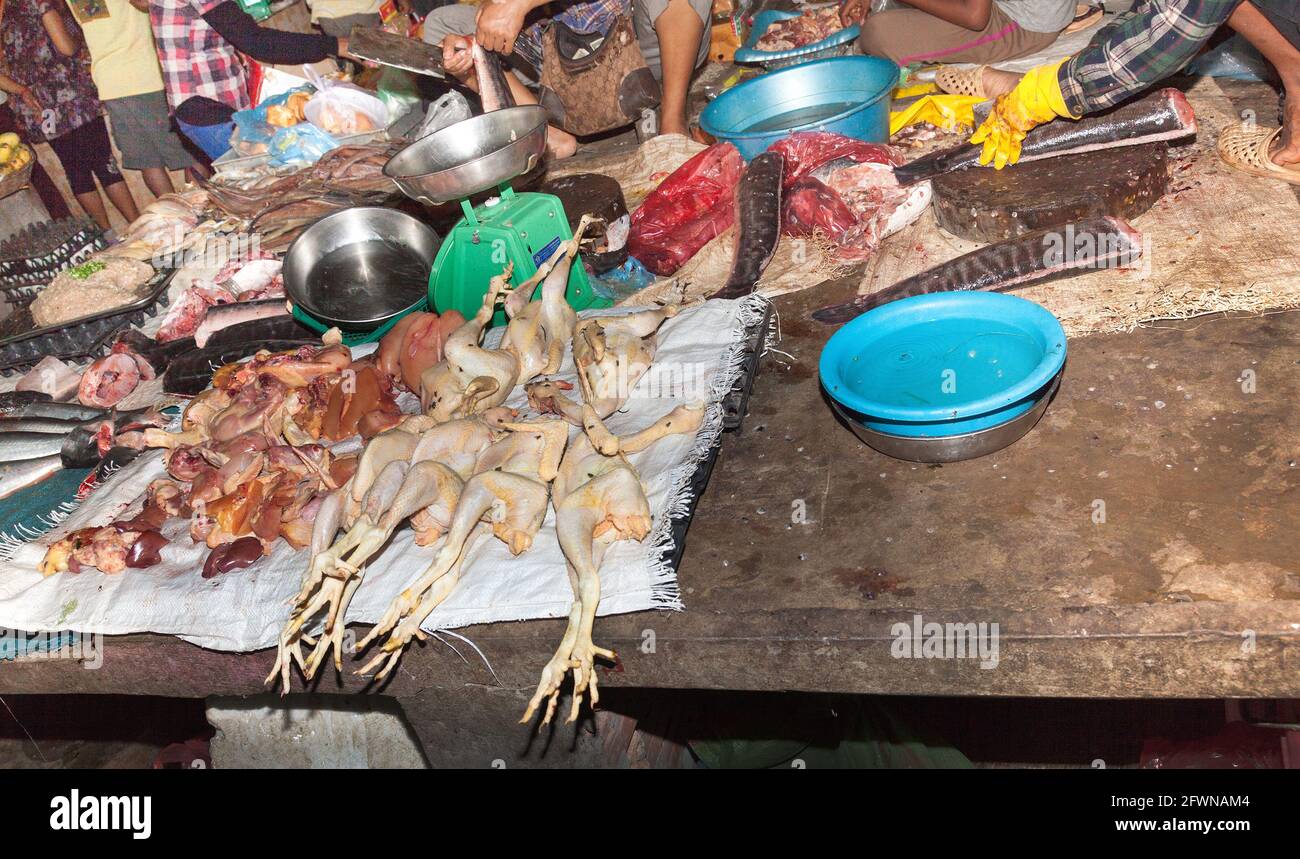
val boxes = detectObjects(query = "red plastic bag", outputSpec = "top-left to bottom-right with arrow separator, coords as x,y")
783,176 -> 859,240
767,131 -> 902,188
628,142 -> 745,276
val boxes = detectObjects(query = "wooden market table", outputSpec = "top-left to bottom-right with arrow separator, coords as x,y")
2,279 -> 1298,765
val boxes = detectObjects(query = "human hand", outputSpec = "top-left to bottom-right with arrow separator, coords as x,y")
475,0 -> 528,55
441,34 -> 475,80
18,85 -> 42,116
969,59 -> 1075,169
840,0 -> 869,27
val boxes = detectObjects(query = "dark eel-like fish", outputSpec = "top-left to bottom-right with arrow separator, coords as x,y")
163,339 -> 320,396
894,88 -> 1197,186
472,41 -> 516,112
710,152 -> 785,301
812,216 -> 1143,325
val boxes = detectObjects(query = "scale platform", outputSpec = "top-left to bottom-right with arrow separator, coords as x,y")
385,106 -> 610,326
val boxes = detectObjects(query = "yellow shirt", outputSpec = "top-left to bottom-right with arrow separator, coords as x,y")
306,0 -> 384,24
65,0 -> 164,101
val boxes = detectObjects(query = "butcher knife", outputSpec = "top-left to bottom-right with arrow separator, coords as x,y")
348,26 -> 445,77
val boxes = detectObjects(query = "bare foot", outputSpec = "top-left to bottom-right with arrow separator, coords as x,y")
546,126 -> 577,160
1271,93 -> 1300,167
980,67 -> 1023,100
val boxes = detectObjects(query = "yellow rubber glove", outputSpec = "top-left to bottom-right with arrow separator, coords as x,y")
969,58 -> 1079,169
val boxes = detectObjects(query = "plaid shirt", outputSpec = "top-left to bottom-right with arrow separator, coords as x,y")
1059,1 -> 1300,115
149,0 -> 250,113
1059,1 -> 1240,116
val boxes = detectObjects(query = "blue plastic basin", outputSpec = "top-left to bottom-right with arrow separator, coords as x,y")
819,292 -> 1067,438
699,55 -> 898,160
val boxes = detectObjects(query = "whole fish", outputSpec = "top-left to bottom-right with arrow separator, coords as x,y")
0,416 -> 92,435
0,455 -> 63,501
0,400 -> 107,422
194,299 -> 290,348
710,152 -> 785,301
203,315 -> 318,350
812,216 -> 1143,325
471,40 -> 516,112
0,432 -> 68,463
894,89 -> 1197,186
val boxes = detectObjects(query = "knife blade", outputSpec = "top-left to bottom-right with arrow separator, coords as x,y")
348,26 -> 445,76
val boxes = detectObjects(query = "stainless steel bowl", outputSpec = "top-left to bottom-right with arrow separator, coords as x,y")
832,373 -> 1061,463
384,105 -> 549,205
282,207 -> 440,330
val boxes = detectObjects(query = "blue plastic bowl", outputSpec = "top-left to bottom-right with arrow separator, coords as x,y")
733,9 -> 861,69
700,55 -> 898,160
819,292 -> 1067,438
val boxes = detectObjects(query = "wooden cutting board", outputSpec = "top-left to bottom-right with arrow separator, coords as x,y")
931,142 -> 1169,243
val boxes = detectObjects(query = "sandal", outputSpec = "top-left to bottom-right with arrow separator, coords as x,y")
935,65 -> 988,98
1064,4 -> 1105,35
1218,123 -> 1300,186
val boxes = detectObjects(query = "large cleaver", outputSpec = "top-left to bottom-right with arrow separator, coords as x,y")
348,26 -> 445,76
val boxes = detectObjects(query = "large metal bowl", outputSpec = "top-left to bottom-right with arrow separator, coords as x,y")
384,105 -> 549,205
282,207 -> 440,330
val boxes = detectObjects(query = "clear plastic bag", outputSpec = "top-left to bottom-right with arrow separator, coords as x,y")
415,91 -> 472,140
301,65 -> 389,136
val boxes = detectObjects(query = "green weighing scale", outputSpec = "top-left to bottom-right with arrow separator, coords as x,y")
384,104 -> 610,328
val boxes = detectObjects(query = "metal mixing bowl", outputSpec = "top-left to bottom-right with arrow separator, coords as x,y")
384,105 -> 549,205
282,207 -> 440,330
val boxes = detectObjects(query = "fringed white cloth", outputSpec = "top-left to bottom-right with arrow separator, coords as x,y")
0,296 -> 769,651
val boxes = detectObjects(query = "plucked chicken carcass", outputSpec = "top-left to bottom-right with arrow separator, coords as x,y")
269,410 -> 513,686
529,304 -> 678,454
352,416 -> 571,679
521,399 -> 704,724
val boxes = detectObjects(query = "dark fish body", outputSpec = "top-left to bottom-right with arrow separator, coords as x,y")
0,416 -> 89,434
0,400 -> 107,422
163,339 -> 319,396
194,299 -> 291,348
0,454 -> 63,501
711,152 -> 785,301
894,89 -> 1197,186
204,315 -> 318,350
472,42 -> 515,112
0,391 -> 52,411
812,216 -> 1143,325
113,329 -> 196,373
61,426 -> 107,468
0,432 -> 67,463
91,446 -> 143,484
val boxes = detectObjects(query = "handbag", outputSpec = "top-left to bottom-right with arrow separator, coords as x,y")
537,14 -> 660,137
